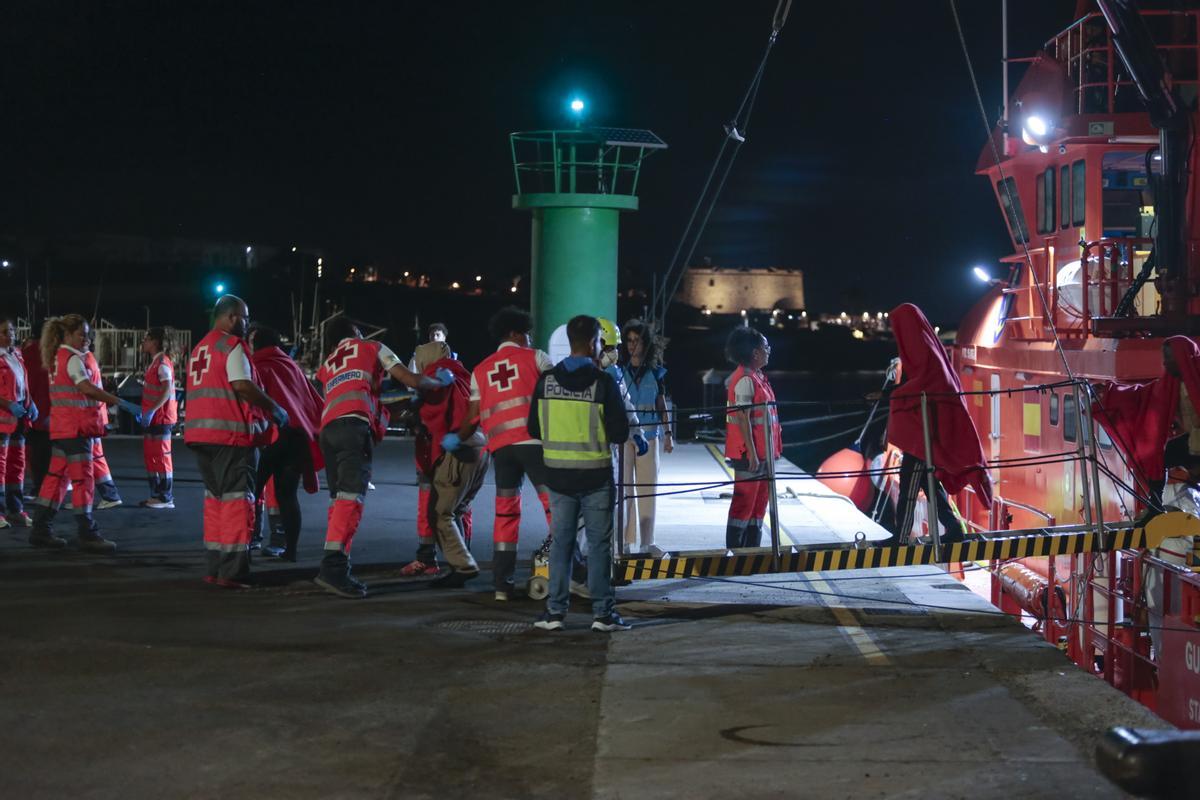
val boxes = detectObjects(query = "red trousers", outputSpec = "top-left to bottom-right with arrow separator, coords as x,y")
726,465 -> 770,549
1,425 -> 27,516
142,424 -> 174,501
190,443 -> 257,580
33,436 -> 96,524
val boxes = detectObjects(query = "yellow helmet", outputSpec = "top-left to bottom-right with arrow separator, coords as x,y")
598,317 -> 620,349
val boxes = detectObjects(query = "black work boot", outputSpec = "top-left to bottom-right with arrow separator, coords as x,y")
77,517 -> 116,554
28,507 -> 67,549
430,569 -> 481,589
314,553 -> 367,599
492,550 -> 517,600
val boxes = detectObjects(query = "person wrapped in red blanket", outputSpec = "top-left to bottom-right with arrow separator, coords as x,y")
249,325 -> 324,561
402,341 -> 489,587
883,303 -> 992,544
1091,336 -> 1200,508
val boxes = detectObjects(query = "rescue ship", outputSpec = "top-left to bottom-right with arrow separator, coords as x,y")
946,2 -> 1200,728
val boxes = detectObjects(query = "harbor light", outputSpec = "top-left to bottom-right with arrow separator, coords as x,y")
475,275 -> 483,282
1021,114 -> 1052,150
214,282 -> 225,294
973,265 -> 991,282
569,97 -> 585,114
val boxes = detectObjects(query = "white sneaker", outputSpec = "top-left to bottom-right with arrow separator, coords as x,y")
494,590 -> 511,602
96,499 -> 123,510
144,499 -> 175,510
0,517 -> 10,529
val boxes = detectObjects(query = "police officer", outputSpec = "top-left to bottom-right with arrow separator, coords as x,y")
529,315 -> 631,633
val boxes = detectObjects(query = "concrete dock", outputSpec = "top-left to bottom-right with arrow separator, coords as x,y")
0,439 -> 1168,799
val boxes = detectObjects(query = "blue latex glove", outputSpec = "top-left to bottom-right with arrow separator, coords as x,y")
441,432 -> 461,452
271,405 -> 290,428
7,400 -> 28,419
633,432 -> 649,457
27,401 -> 38,423
435,367 -> 455,387
117,399 -> 144,427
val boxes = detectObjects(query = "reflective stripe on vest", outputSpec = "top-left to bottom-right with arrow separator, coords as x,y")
724,365 -> 782,461
317,339 -> 385,437
183,331 -> 259,447
49,347 -> 104,440
143,353 -> 178,425
473,346 -> 542,451
537,375 -> 610,469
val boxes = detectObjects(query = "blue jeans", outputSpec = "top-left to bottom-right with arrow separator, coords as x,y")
547,484 -> 615,618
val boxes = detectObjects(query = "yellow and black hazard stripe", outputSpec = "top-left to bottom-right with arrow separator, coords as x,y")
616,511 -> 1200,582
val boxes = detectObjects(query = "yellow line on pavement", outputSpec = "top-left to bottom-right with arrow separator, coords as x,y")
703,444 -> 888,665
808,575 -> 891,666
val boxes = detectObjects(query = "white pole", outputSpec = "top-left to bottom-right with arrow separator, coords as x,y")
1002,0 -> 1010,151
920,393 -> 941,561
762,400 -> 781,569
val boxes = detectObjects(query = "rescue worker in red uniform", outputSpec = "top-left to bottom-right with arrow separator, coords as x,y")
139,327 -> 177,509
85,349 -> 123,509
1,314 -> 38,529
447,306 -> 555,601
724,326 -> 782,549
408,340 -> 489,587
249,324 -> 324,561
20,324 -> 51,505
30,314 -> 142,551
315,317 -> 452,598
185,295 -> 288,587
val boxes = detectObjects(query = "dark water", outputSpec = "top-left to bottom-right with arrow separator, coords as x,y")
675,369 -> 888,472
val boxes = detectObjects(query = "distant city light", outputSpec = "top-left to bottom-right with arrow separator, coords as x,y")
510,286 -> 517,293
1,260 -> 9,268
475,275 -> 483,282
451,281 -> 461,289
973,265 -> 991,283
245,246 -> 252,254
403,271 -> 410,278
349,268 -> 356,274
291,246 -> 298,252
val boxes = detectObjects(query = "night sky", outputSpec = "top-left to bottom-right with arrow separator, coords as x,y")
4,1 -> 1079,322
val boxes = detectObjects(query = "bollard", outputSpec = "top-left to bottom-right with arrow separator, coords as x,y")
761,400 -> 781,569
919,392 -> 941,561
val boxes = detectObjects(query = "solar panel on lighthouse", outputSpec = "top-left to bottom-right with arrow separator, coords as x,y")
592,128 -> 668,150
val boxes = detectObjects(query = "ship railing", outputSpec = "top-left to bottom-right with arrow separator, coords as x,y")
615,379 -> 1108,566
1048,10 -> 1200,115
999,237 -> 1154,341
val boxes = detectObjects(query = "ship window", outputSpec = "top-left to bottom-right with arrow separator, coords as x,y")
1072,160 -> 1086,227
1060,165 -> 1071,229
1062,393 -> 1077,442
997,177 -> 1029,244
1102,151 -> 1156,237
1049,392 -> 1059,425
1037,168 -> 1056,234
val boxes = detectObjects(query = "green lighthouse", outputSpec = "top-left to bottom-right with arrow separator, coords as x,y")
510,126 -> 666,349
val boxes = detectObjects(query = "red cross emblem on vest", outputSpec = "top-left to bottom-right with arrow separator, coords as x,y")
326,341 -> 360,373
487,359 -> 519,392
189,345 -> 212,385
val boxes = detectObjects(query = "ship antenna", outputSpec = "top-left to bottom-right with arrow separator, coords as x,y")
948,0 -> 1077,383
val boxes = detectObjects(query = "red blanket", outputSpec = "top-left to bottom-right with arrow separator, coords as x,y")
415,357 -> 471,476
251,346 -> 324,493
1092,336 -> 1200,483
888,303 -> 993,507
